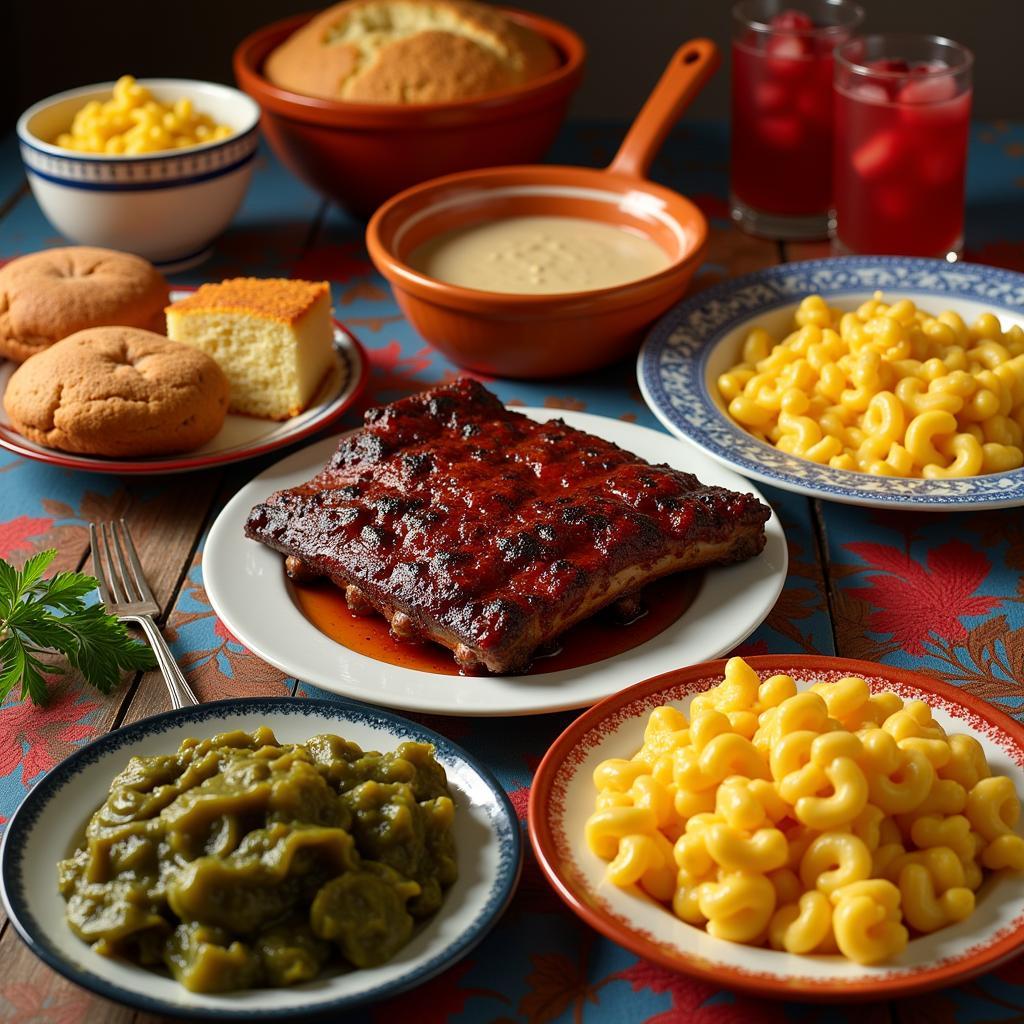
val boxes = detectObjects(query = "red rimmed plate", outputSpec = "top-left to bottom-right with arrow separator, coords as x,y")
529,655 -> 1024,1001
0,289 -> 368,475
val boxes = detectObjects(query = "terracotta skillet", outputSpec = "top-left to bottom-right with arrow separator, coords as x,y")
366,39 -> 720,379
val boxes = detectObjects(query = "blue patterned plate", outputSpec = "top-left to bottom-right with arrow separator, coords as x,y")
638,256 -> 1024,509
0,697 -> 521,1020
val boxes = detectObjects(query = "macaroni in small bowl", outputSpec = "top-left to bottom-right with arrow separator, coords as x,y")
17,77 -> 260,269
55,76 -> 234,155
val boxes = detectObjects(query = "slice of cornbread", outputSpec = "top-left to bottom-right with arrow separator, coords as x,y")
165,278 -> 338,420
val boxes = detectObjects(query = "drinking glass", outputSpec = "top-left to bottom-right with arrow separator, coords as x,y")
731,0 -> 864,240
833,34 -> 973,258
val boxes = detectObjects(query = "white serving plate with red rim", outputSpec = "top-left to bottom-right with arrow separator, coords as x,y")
529,655 -> 1024,1000
0,288 -> 368,474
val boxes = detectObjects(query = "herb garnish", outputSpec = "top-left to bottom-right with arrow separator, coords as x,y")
0,549 -> 156,705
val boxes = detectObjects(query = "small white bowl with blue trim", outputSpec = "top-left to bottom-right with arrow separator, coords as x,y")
638,256 -> 1024,510
17,79 -> 261,272
0,696 -> 521,1020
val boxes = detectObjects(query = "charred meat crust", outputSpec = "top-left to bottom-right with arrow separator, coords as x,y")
245,378 -> 771,673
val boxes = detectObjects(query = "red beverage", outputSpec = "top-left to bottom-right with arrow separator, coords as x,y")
731,1 -> 863,240
833,36 -> 973,257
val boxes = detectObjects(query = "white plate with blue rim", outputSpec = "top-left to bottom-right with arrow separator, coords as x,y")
637,256 -> 1024,510
0,696 -> 521,1021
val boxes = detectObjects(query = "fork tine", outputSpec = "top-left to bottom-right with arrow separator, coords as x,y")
88,523 -> 112,605
100,522 -> 128,604
115,518 -> 155,604
108,521 -> 141,603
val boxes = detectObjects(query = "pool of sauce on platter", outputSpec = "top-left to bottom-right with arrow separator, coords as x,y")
290,572 -> 704,676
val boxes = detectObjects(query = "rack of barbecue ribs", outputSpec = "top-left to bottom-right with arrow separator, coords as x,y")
245,379 -> 771,674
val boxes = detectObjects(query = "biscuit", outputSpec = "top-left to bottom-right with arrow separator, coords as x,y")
3,327 -> 230,457
0,247 -> 169,363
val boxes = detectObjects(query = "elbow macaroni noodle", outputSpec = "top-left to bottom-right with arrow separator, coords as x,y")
55,76 -> 234,155
584,657 -> 1024,965
718,293 -> 1024,479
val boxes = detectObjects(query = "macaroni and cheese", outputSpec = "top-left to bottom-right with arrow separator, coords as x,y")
55,76 -> 234,155
585,657 -> 1024,964
718,293 -> 1024,479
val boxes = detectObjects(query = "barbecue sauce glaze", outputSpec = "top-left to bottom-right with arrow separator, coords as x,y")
292,571 -> 704,675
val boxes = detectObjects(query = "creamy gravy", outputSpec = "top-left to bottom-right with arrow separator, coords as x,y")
407,216 -> 671,295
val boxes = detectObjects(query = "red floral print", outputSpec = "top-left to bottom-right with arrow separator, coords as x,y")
213,616 -> 242,647
846,538 -> 999,655
368,340 -> 435,392
0,687 -> 100,786
507,784 -> 530,822
0,515 -> 54,559
616,959 -> 789,1024
0,981 -> 90,1024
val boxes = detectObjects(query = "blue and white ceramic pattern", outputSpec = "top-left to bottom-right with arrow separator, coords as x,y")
18,127 -> 259,190
17,80 -> 261,270
638,256 -> 1024,509
0,697 -> 521,1020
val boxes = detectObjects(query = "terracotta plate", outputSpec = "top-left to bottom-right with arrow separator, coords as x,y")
529,655 -> 1024,1000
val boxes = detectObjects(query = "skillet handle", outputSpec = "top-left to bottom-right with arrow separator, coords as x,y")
607,38 -> 720,180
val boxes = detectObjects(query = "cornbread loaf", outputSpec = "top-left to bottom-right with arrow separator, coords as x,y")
265,0 -> 559,104
0,247 -> 169,363
165,278 -> 338,420
3,327 -> 229,457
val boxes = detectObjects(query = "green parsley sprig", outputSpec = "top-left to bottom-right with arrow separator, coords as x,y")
0,549 -> 156,705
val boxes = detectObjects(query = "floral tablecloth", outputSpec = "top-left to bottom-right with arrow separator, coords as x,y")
2,120 -> 1024,1023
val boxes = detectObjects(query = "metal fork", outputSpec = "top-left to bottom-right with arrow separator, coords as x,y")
89,519 -> 199,709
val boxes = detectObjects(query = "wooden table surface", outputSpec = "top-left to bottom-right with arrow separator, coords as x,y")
2,120 -> 1024,1023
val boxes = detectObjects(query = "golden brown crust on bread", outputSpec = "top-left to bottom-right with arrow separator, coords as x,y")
3,327 -> 229,457
166,278 -> 330,324
0,247 -> 169,364
345,30 -> 508,103
265,0 -> 559,104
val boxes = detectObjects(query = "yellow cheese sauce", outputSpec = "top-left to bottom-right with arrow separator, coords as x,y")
407,216 -> 671,295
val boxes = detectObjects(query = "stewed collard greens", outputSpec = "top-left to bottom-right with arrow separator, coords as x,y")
57,727 -> 458,992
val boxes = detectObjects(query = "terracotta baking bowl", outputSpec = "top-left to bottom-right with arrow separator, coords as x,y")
233,9 -> 585,216
366,39 -> 718,379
